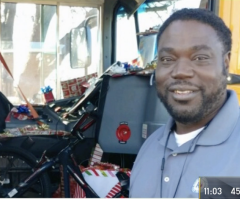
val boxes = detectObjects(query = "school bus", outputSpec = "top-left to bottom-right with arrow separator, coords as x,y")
0,0 -> 239,197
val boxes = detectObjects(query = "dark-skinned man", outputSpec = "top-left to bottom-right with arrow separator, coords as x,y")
130,8 -> 238,198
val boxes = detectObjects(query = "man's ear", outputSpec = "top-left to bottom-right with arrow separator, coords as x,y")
222,51 -> 231,77
224,51 -> 231,72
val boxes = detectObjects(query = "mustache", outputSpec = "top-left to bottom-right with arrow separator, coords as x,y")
166,80 -> 202,90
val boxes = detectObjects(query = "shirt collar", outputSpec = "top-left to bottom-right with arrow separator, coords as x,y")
158,118 -> 176,150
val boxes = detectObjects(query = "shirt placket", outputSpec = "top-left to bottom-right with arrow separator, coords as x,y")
160,133 -> 196,198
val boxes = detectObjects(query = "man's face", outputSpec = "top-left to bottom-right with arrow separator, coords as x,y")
156,20 -> 229,125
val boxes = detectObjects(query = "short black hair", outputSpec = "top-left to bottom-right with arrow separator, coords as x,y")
157,8 -> 232,54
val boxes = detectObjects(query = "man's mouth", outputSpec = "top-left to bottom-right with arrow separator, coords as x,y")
166,83 -> 200,101
174,90 -> 193,94
169,89 -> 199,101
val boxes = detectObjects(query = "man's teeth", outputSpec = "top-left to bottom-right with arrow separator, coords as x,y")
174,90 -> 193,94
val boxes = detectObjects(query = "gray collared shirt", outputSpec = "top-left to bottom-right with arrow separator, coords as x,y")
130,90 -> 240,198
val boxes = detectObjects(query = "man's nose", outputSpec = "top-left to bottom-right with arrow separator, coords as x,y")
171,58 -> 194,79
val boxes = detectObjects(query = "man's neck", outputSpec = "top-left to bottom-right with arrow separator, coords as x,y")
176,121 -> 208,135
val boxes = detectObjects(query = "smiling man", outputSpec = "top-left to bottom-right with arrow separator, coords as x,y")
130,8 -> 240,198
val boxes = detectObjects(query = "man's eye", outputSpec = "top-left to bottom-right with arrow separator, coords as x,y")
194,56 -> 208,61
160,57 -> 173,63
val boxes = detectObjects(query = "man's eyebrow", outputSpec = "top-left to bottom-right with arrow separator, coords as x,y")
158,47 -> 175,54
190,45 -> 212,51
158,45 -> 212,54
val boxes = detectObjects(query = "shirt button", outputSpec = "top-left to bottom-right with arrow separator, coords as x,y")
164,177 -> 170,182
172,153 -> 177,157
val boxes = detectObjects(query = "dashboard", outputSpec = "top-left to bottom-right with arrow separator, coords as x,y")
6,78 -> 103,138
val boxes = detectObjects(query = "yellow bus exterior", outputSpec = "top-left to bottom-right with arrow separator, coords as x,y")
219,0 -> 240,103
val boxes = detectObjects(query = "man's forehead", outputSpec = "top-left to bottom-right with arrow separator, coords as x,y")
158,45 -> 212,54
162,19 -> 216,33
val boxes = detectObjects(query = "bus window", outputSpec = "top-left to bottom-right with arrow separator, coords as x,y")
137,0 -> 203,33
115,6 -> 138,63
0,2 -> 99,105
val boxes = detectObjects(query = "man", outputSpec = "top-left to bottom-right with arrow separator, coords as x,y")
130,8 -> 239,198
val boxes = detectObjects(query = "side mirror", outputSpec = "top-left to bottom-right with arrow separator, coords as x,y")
70,26 -> 91,69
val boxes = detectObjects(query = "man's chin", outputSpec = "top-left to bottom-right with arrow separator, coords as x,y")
173,112 -> 204,124
167,106 -> 204,124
